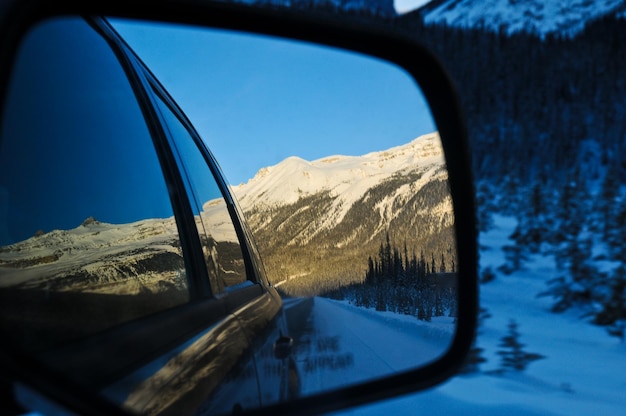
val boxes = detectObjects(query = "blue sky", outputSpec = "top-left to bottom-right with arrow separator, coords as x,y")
111,19 -> 436,185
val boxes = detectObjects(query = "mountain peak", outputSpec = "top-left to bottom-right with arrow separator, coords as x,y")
233,132 -> 446,223
232,132 -> 454,288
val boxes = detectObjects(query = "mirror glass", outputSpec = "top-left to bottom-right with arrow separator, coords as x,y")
113,17 -> 458,395
0,16 -> 458,414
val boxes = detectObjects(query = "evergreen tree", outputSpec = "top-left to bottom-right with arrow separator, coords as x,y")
378,242 -> 386,279
594,265 -> 626,340
598,201 -> 626,335
424,298 -> 432,322
347,235 -> 459,322
384,232 -> 392,278
417,294 -> 426,321
434,291 -> 444,317
404,241 -> 410,279
604,190 -> 625,259
440,253 -> 446,273
607,319 -> 625,343
542,229 -> 597,312
513,181 -> 551,255
552,173 -> 583,246
365,256 -> 375,285
499,238 -> 528,275
595,162 -> 619,236
480,266 -> 496,283
497,320 -> 544,372
393,247 -> 403,282
475,182 -> 495,232
431,253 -> 436,276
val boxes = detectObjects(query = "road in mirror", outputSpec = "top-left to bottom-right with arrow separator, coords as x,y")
111,19 -> 458,400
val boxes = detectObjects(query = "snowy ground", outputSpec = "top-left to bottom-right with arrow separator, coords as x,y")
283,296 -> 454,396
332,215 -> 626,415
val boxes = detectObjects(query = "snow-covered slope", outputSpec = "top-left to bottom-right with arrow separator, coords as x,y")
0,217 -> 185,293
234,132 -> 448,233
0,198 -> 238,292
231,132 -> 453,292
419,0 -> 626,37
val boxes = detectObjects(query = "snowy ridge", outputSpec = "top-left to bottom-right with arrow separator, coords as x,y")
0,198 -> 237,291
234,132 -> 446,231
230,132 -> 453,288
201,198 -> 240,243
419,0 -> 625,37
0,217 -> 182,290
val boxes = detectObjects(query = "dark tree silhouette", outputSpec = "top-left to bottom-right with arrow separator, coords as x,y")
497,320 -> 545,372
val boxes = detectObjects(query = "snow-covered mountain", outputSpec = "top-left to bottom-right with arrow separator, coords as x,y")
0,198 -> 241,294
0,216 -> 186,293
234,132 -> 451,244
417,0 -> 626,37
232,132 -> 456,292
236,133 -> 447,221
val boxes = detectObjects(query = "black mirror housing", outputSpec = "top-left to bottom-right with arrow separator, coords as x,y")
0,1 -> 477,415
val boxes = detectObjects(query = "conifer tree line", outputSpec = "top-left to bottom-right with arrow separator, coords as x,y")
323,233 -> 458,321
390,14 -> 626,186
388,12 -> 626,339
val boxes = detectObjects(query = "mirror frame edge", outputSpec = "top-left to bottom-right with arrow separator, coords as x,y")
0,0 -> 478,415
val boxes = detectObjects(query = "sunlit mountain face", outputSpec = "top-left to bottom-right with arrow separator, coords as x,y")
233,132 -> 456,296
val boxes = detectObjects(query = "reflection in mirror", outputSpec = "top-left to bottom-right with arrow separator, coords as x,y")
112,19 -> 458,402
0,18 -> 189,353
0,15 -> 459,415
150,86 -> 249,292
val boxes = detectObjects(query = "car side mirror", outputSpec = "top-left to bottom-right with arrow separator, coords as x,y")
0,1 -> 477,415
